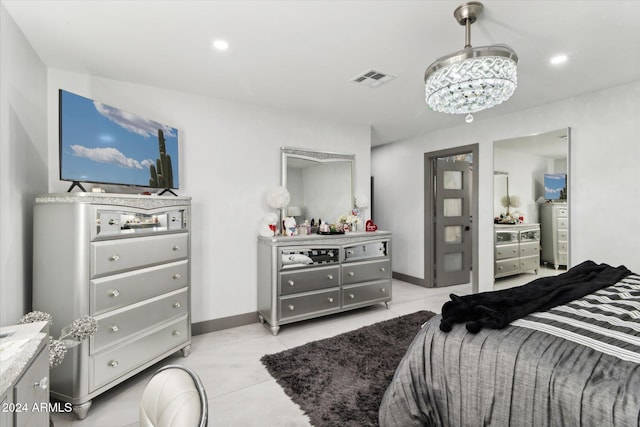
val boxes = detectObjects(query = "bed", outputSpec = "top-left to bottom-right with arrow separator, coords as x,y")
379,261 -> 640,426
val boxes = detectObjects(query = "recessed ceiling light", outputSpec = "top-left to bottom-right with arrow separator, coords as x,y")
550,54 -> 568,65
212,39 -> 229,51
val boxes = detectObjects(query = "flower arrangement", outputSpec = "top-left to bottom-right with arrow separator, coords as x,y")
18,311 -> 98,368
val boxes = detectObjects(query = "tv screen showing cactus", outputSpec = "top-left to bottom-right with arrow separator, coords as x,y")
59,89 -> 179,189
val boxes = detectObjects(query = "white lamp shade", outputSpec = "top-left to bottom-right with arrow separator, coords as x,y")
287,206 -> 302,216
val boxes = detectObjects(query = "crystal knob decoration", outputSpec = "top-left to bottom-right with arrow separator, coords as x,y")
328,297 -> 334,303
110,325 -> 119,332
173,302 -> 181,308
110,290 -> 120,297
380,267 -> 386,272
109,254 -> 120,261
348,272 -> 355,277
288,280 -> 295,286
109,360 -> 119,368
173,273 -> 181,279
349,293 -> 355,299
34,376 -> 49,390
327,274 -> 333,280
380,288 -> 386,293
173,330 -> 181,336
172,245 -> 181,251
288,304 -> 295,311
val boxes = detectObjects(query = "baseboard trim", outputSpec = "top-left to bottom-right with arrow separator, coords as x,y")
192,311 -> 258,336
392,271 -> 426,287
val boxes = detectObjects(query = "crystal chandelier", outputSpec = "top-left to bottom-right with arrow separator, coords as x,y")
424,2 -> 518,118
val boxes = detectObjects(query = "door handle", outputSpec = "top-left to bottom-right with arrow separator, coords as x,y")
465,226 -> 470,231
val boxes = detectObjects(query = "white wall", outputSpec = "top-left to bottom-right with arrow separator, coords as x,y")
372,80 -> 640,292
0,5 -> 48,325
46,70 -> 372,323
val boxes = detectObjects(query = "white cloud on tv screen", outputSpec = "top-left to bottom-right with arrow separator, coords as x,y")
71,145 -> 143,169
93,101 -> 176,138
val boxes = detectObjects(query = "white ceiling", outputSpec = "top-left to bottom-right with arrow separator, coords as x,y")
3,1 -> 640,146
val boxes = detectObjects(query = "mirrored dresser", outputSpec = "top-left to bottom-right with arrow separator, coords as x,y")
258,231 -> 392,335
494,224 -> 540,278
32,193 -> 191,419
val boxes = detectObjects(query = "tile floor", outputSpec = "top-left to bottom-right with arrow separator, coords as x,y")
50,267 -> 561,426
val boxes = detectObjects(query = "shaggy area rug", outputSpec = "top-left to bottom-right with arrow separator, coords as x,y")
261,310 -> 436,427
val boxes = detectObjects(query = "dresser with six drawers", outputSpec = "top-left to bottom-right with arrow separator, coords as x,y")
32,193 -> 191,420
258,231 -> 392,335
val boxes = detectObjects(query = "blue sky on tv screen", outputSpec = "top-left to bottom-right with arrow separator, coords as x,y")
60,90 -> 179,188
544,173 -> 566,199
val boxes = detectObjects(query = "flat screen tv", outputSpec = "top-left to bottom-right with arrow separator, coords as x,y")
544,173 -> 567,200
59,89 -> 179,192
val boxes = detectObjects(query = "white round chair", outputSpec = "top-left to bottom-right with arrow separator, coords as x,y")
139,365 -> 208,427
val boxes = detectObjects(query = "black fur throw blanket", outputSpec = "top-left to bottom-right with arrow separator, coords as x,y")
440,260 -> 631,333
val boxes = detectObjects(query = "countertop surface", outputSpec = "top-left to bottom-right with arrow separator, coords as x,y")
0,321 -> 48,396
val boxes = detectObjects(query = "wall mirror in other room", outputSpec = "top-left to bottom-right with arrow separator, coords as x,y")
281,147 -> 354,228
493,128 -> 570,290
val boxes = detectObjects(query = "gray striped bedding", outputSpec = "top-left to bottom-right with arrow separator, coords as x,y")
379,274 -> 640,427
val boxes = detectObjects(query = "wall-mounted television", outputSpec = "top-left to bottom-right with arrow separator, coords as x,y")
544,173 -> 567,200
59,89 -> 179,192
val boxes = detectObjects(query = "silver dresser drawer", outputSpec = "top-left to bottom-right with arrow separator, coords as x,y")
91,315 -> 189,391
519,241 -> 539,257
556,218 -> 569,229
91,260 -> 188,315
91,233 -> 188,277
91,288 -> 188,353
495,243 -> 519,260
342,259 -> 391,285
344,241 -> 388,261
520,255 -> 539,272
280,265 -> 340,296
279,289 -> 340,321
342,281 -> 390,308
495,258 -> 520,276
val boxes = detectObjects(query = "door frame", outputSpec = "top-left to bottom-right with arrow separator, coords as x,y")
424,144 -> 479,292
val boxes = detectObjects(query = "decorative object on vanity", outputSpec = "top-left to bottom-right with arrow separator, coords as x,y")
261,310 -> 435,427
58,90 -> 180,194
354,194 -> 370,229
337,214 -> 360,232
365,219 -> 378,232
17,312 -> 98,368
257,231 -> 392,335
424,2 -> 518,124
32,192 -> 192,420
258,212 -> 279,237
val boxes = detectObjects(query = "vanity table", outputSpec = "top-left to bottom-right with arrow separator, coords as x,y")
257,231 -> 392,335
0,321 -> 50,427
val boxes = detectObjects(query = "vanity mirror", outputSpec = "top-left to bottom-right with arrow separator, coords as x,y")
281,147 -> 354,225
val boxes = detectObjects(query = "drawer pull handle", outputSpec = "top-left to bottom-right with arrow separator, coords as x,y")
327,274 -> 333,280
173,302 -> 181,308
173,273 -> 181,279
348,272 -> 355,277
349,293 -> 355,299
110,325 -> 119,332
328,297 -> 334,303
380,267 -> 386,272
110,290 -> 120,298
34,376 -> 49,390
173,245 -> 182,251
109,360 -> 119,368
347,250 -> 354,255
380,288 -> 386,293
173,330 -> 181,336
109,254 -> 120,262
288,304 -> 295,311
108,219 -> 119,226
288,280 -> 295,286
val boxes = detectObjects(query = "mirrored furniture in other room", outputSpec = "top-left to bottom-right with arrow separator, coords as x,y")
257,232 -> 392,335
494,224 -> 540,278
540,202 -> 569,269
32,193 -> 192,420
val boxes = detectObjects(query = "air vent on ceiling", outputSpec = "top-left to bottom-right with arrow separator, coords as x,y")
350,69 -> 396,88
